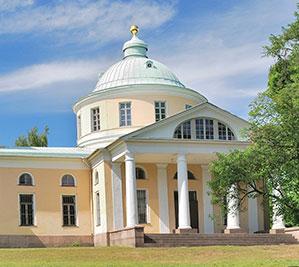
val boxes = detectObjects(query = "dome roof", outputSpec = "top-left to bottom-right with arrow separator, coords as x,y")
94,26 -> 185,92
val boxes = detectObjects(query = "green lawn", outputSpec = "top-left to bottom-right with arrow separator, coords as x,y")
0,245 -> 298,267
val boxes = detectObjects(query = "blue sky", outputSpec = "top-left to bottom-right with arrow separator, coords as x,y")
0,0 -> 297,147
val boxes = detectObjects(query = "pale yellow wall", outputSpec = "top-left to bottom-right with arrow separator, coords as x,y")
0,168 -> 92,236
78,94 -> 198,138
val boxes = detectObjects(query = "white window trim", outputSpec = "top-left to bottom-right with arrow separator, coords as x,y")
61,194 -> 79,227
61,173 -> 77,187
136,188 -> 150,224
154,101 -> 167,122
18,193 -> 36,227
17,172 -> 35,186
119,101 -> 132,127
90,106 -> 101,132
135,165 -> 148,180
95,191 -> 101,226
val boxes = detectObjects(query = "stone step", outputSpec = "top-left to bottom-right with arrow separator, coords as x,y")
143,233 -> 298,247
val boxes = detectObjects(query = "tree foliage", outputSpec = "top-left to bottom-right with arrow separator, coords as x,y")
15,126 -> 49,147
209,5 -> 299,226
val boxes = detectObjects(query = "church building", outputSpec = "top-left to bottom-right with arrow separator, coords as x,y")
0,26 -> 289,247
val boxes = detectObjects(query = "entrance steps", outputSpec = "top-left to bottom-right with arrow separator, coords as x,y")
143,233 -> 298,247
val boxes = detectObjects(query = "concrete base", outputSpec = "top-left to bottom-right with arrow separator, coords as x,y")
0,235 -> 93,248
270,228 -> 285,234
175,228 -> 198,234
224,228 -> 245,234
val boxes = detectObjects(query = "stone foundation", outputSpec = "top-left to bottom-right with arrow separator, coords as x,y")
270,228 -> 285,234
94,232 -> 110,246
0,235 -> 93,248
175,228 -> 198,234
109,226 -> 144,247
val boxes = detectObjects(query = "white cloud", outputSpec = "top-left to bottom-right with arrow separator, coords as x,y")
0,0 -> 33,12
0,0 -> 176,44
0,60 -> 109,92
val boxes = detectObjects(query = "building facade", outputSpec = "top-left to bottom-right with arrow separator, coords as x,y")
0,26 -> 283,247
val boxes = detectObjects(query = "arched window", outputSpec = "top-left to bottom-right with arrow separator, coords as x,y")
94,171 -> 99,185
61,174 -> 75,187
173,118 -> 235,141
136,167 -> 146,180
173,171 -> 196,180
19,173 -> 33,186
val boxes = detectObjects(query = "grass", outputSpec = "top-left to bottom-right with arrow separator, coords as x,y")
0,245 -> 298,267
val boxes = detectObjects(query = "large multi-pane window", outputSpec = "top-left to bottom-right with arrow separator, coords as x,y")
137,190 -> 148,224
174,118 -> 235,141
91,107 -> 100,132
205,119 -> 214,139
174,121 -> 191,139
95,192 -> 101,226
218,122 -> 235,141
155,101 -> 166,122
119,102 -> 131,127
19,194 -> 34,226
62,195 -> 76,226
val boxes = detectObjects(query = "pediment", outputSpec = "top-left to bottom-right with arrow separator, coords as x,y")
123,102 -> 249,141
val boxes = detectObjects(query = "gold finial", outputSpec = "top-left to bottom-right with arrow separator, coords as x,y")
130,25 -> 139,36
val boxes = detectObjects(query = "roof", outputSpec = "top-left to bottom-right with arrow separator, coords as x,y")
0,147 -> 94,159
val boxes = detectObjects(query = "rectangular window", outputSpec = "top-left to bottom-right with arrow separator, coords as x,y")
137,190 -> 147,224
205,119 -> 214,139
155,101 -> 166,122
96,192 -> 101,226
91,107 -> 100,132
195,119 -> 205,139
19,194 -> 34,226
77,115 -> 82,138
62,195 -> 76,226
185,104 -> 192,110
182,121 -> 191,139
119,102 -> 131,127
218,122 -> 227,140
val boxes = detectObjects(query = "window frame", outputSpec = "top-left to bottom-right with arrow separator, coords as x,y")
61,174 -> 76,187
95,191 -> 101,226
18,193 -> 36,227
61,195 -> 78,227
135,166 -> 147,180
154,101 -> 167,122
18,172 -> 34,186
77,114 -> 82,138
91,107 -> 101,132
119,102 -> 132,127
136,188 -> 149,224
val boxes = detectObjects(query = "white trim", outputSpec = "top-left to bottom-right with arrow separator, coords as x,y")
135,165 -> 148,179
60,173 -> 77,187
157,163 -> 170,233
136,188 -> 150,224
18,193 -> 36,227
17,172 -> 35,186
60,194 -> 79,227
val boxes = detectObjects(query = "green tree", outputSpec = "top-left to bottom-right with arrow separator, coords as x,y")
15,126 -> 49,147
209,4 -> 299,226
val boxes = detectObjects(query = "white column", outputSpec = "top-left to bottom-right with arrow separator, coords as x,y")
271,188 -> 285,230
111,162 -> 124,230
248,189 -> 259,233
177,154 -> 191,229
202,165 -> 214,234
125,152 -> 137,228
226,184 -> 240,230
157,163 -> 170,233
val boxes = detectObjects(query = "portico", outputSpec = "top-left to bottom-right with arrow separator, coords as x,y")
108,137 -> 253,234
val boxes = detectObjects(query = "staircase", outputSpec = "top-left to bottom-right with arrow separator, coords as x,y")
143,233 -> 298,247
